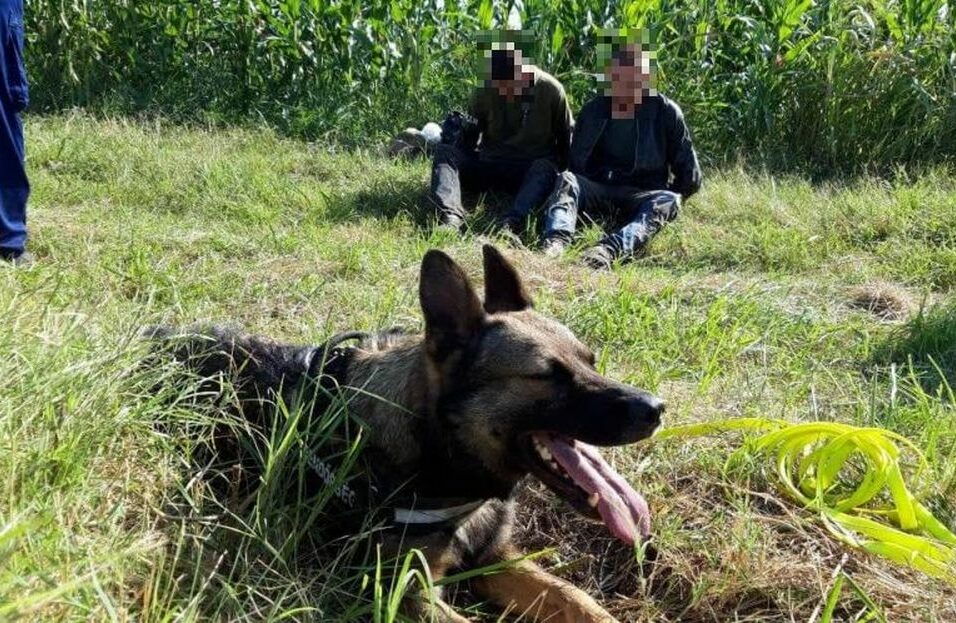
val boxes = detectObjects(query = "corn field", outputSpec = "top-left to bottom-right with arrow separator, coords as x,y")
25,0 -> 956,171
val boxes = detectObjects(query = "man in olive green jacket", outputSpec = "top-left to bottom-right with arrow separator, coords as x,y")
429,44 -> 574,232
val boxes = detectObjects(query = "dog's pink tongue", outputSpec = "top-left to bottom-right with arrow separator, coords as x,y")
541,435 -> 651,544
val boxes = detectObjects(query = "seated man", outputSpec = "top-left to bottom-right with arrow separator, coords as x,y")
540,42 -> 702,269
429,42 -> 573,232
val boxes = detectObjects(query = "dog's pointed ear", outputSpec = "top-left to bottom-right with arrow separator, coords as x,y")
420,249 -> 485,358
482,245 -> 532,314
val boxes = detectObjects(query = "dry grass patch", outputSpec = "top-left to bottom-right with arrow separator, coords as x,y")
847,282 -> 919,321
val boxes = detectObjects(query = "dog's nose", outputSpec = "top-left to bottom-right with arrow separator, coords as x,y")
633,394 -> 665,424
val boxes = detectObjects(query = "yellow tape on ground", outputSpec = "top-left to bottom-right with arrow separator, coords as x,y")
650,418 -> 956,582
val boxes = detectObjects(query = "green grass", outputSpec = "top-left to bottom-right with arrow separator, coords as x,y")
2,113 -> 955,621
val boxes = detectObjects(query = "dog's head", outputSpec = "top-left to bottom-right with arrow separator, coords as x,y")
419,245 -> 663,543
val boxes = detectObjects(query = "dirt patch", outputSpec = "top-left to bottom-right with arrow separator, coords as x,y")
847,282 -> 916,321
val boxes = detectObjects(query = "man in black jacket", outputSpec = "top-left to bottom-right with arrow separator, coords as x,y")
540,43 -> 701,268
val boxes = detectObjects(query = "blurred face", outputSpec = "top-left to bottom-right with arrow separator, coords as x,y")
488,49 -> 533,101
605,45 -> 651,113
492,73 -> 533,100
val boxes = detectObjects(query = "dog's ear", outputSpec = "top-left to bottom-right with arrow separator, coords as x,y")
420,249 -> 485,358
482,245 -> 532,314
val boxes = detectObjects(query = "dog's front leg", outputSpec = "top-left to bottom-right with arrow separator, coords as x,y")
470,560 -> 618,623
381,535 -> 473,622
400,585 -> 471,623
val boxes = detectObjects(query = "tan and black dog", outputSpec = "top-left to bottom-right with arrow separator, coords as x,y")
150,245 -> 664,622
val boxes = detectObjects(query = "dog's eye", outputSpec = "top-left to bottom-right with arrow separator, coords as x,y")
521,360 -> 568,382
548,361 -> 574,383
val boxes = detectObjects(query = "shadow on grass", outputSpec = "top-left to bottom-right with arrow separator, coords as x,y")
872,300 -> 956,395
324,166 -> 517,234
330,178 -> 434,226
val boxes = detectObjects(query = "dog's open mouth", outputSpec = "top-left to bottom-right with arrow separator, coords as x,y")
523,432 -> 650,545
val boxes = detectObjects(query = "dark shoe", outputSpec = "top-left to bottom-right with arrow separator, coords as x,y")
542,236 -> 569,259
495,217 -> 524,247
437,214 -> 465,232
1,250 -> 34,268
581,244 -> 614,270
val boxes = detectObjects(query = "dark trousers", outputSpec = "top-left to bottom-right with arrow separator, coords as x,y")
1,1 -> 29,255
428,144 -> 558,223
543,171 -> 680,258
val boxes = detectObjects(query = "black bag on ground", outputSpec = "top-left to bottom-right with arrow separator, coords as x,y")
440,111 -> 480,150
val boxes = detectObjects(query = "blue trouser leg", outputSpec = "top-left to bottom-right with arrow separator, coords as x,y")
1,1 -> 30,255
504,158 -> 559,224
600,190 -> 680,258
542,171 -> 585,241
0,104 -> 28,254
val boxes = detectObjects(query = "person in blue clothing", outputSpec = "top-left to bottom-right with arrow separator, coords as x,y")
1,0 -> 31,267
539,40 -> 702,269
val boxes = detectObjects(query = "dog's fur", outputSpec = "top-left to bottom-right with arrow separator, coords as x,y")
150,246 -> 664,622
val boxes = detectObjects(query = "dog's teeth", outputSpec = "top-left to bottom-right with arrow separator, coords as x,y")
588,493 -> 600,508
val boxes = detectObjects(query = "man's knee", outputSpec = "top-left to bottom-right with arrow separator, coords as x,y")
655,190 -> 682,220
656,190 -> 681,205
554,171 -> 580,193
543,172 -> 576,205
558,170 -> 577,184
634,190 -> 681,220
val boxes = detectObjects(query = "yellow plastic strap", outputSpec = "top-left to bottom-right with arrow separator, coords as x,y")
648,418 -> 956,582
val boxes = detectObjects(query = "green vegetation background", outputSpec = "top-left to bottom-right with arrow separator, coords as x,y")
25,0 -> 956,173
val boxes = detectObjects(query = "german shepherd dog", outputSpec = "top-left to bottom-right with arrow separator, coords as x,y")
149,245 -> 664,622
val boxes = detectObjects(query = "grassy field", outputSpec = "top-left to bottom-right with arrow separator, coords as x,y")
2,113 -> 955,621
